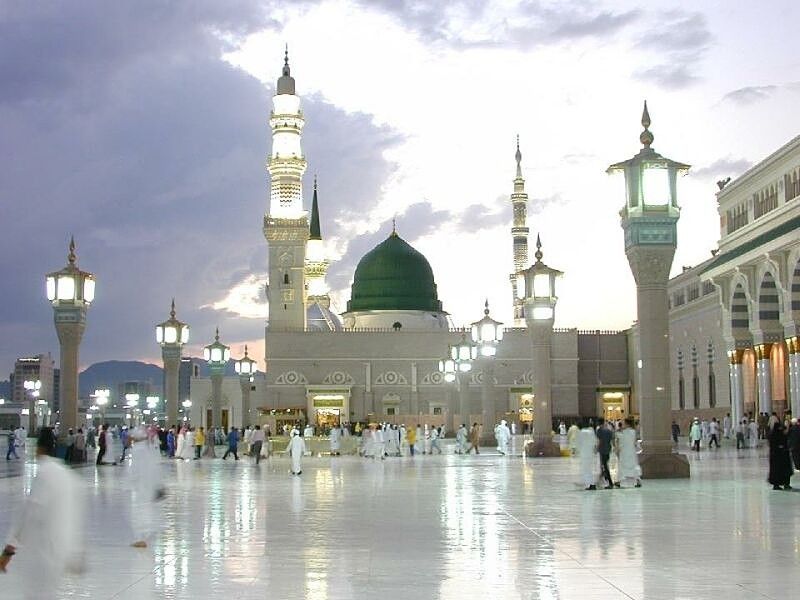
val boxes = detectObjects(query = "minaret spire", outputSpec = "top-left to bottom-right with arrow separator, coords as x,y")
509,135 -> 530,325
309,175 -> 321,240
640,100 -> 654,149
283,44 -> 290,76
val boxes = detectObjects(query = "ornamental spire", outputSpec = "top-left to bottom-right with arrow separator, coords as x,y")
515,135 -> 522,178
215,327 -> 220,342
170,298 -> 176,319
309,175 -> 321,240
640,100 -> 654,149
283,44 -> 290,76
534,234 -> 543,262
68,236 -> 76,266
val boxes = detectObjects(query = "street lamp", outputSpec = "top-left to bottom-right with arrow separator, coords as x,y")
125,393 -> 140,426
46,237 -> 95,434
204,328 -> 230,456
607,101 -> 690,478
471,301 -> 504,431
234,345 -> 257,427
23,379 -> 41,432
444,333 -> 477,426
93,388 -> 109,425
182,399 -> 192,423
157,299 -> 189,427
520,235 -> 562,457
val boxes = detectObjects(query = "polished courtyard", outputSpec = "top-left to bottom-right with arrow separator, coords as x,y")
1,440 -> 798,600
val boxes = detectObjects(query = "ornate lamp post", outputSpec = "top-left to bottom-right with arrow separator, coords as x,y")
46,237 -> 95,433
182,399 -> 192,423
23,379 -> 41,432
203,328 -> 230,434
156,299 -> 189,427
234,346 -> 258,427
521,235 -> 562,456
607,101 -> 690,478
439,334 -> 476,426
471,301 -> 504,432
93,388 -> 110,425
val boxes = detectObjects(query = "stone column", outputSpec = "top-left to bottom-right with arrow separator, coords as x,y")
240,377 -> 252,426
527,320 -> 561,456
162,345 -> 181,427
626,247 -> 689,478
787,337 -> 799,417
728,349 -> 745,428
755,343 -> 773,414
54,319 -> 85,432
210,366 -> 223,430
458,371 -> 470,427
480,359 -> 494,430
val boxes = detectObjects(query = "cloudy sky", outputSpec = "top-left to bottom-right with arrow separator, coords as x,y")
1,0 -> 799,373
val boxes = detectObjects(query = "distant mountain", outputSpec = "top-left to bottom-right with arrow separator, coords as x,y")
79,360 -> 163,397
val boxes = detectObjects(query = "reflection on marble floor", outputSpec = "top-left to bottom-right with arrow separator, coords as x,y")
1,441 -> 798,599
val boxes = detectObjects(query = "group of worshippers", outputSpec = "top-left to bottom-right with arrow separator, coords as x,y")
688,417 -> 723,451
360,423 -> 451,458
767,416 -> 800,491
576,417 -> 641,490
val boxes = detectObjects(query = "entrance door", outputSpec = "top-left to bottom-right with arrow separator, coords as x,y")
316,408 -> 341,430
206,409 -> 213,428
222,409 -> 229,432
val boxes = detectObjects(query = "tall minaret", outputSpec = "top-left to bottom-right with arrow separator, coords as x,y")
264,47 -> 308,330
305,177 -> 331,308
509,136 -> 530,325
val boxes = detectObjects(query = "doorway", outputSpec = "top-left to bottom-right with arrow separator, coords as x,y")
222,409 -> 229,432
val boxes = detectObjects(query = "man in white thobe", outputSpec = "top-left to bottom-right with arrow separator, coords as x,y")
723,413 -> 731,439
286,429 -> 306,475
1,428 -> 86,599
494,420 -> 511,455
455,424 -> 468,454
14,426 -> 26,457
329,425 -> 341,456
748,419 -> 759,448
577,424 -> 599,490
614,419 -> 641,488
129,426 -> 164,548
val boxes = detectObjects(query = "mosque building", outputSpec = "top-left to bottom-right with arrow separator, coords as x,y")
188,52 -> 799,433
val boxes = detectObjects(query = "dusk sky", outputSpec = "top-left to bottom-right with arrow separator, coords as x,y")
1,0 -> 799,374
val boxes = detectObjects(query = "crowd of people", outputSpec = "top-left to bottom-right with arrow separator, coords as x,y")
572,418 -> 642,490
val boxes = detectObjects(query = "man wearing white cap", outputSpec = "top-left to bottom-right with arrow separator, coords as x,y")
286,429 -> 306,475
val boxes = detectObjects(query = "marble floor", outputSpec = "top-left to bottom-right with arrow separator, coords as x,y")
0,439 -> 798,599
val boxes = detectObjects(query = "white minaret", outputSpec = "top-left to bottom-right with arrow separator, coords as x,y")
264,47 -> 308,330
509,136 -> 530,325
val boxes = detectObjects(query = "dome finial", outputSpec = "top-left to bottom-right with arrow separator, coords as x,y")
515,135 -> 522,178
283,44 -> 290,76
391,216 -> 397,237
309,176 -> 321,240
68,236 -> 76,265
215,327 -> 220,342
484,299 -> 490,316
534,234 -> 543,261
640,100 -> 654,148
170,298 -> 176,319
244,344 -> 249,357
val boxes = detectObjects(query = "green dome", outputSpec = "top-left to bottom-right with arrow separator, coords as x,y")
347,233 -> 443,313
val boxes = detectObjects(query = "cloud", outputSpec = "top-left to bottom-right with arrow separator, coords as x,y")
0,1 -> 400,370
692,158 -> 753,180
720,82 -> 800,105
634,11 -> 711,88
359,0 -> 640,49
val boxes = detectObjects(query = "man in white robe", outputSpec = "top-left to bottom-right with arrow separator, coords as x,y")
614,419 -> 641,488
14,426 -> 26,457
455,424 -> 468,454
399,425 -> 407,456
129,426 -> 164,547
748,420 -> 759,448
286,429 -> 306,475
1,428 -> 86,599
181,427 -> 195,460
414,425 -> 424,456
577,423 -> 599,490
494,420 -> 511,455
567,423 -> 580,456
329,425 -> 341,456
373,426 -> 386,459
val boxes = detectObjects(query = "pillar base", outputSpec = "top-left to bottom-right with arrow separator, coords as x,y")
639,451 -> 690,479
524,436 -> 562,458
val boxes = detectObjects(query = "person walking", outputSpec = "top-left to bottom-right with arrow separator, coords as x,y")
251,425 -> 265,464
14,426 -> 26,459
708,418 -> 720,449
222,428 -> 240,460
735,419 -> 746,449
748,419 -> 759,448
329,424 -> 341,456
767,422 -> 793,490
788,418 -> 800,472
671,420 -> 680,448
723,413 -> 731,439
578,421 -> 599,490
182,427 -> 195,460
614,418 -> 641,488
567,422 -> 579,456
6,429 -> 19,460
689,418 -> 702,452
407,425 -> 417,456
595,418 -> 614,489
96,424 -> 109,465
0,428 -> 87,599
194,427 -> 205,459
467,422 -> 481,455
73,428 -> 86,463
430,425 -> 443,454
286,428 -> 306,475
455,424 -> 467,454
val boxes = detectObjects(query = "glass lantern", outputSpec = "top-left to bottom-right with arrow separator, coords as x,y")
46,237 -> 96,306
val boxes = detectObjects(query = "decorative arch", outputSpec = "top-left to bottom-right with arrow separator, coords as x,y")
757,271 -> 782,334
729,280 -> 751,343
790,254 -> 800,320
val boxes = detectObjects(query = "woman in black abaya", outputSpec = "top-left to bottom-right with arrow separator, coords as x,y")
768,422 -> 793,491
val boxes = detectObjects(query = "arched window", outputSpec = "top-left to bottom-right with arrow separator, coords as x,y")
691,344 -> 699,409
283,273 -> 290,285
677,349 -> 685,410
707,341 -> 716,408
